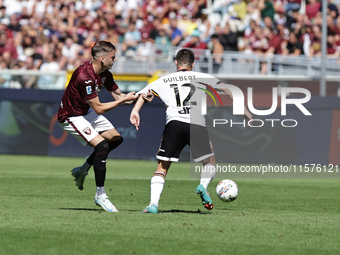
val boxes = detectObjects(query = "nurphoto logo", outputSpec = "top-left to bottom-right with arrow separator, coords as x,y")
196,82 -> 312,128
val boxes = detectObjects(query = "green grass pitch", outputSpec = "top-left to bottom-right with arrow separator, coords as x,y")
0,154 -> 339,255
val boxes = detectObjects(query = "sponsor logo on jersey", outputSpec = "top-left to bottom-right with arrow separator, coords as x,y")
86,86 -> 92,94
85,80 -> 92,84
101,77 -> 106,84
83,127 -> 91,135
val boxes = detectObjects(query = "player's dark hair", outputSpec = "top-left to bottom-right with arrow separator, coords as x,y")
175,49 -> 195,68
91,41 -> 115,59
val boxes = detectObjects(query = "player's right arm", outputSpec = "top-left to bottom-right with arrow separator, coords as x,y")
87,92 -> 138,115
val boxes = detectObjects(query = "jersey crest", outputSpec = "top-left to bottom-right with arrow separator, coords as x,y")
83,127 -> 91,135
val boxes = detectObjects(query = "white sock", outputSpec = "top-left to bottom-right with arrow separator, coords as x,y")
149,174 -> 165,207
200,164 -> 216,190
81,162 -> 91,173
96,186 -> 106,197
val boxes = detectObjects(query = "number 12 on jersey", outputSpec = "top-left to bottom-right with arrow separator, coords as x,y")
170,83 -> 196,114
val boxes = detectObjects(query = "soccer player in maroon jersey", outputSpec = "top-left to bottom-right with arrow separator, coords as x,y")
58,41 -> 152,212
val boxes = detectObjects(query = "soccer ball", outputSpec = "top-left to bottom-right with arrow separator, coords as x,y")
216,179 -> 239,202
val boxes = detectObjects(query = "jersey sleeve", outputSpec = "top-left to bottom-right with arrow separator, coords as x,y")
136,82 -> 155,95
77,74 -> 98,100
104,71 -> 119,91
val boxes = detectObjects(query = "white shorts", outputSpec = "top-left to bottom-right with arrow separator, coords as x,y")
59,109 -> 114,146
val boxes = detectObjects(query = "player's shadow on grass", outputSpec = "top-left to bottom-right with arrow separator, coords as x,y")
59,208 -> 102,212
124,209 -> 210,214
159,209 -> 210,214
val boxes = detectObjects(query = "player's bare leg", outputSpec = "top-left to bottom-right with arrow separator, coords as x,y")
196,155 -> 216,210
100,128 -> 121,141
143,160 -> 172,214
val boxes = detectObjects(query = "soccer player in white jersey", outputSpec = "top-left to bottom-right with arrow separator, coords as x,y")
130,49 -> 252,213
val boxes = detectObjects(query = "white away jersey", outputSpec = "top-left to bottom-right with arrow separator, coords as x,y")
137,70 -> 219,126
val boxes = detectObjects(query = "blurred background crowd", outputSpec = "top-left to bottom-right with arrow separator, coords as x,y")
0,0 -> 339,88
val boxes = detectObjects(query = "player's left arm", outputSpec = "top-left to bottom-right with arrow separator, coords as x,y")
109,88 -> 134,105
110,88 -> 154,104
130,95 -> 146,130
129,82 -> 157,129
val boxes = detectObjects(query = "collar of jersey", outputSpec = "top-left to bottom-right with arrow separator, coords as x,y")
178,69 -> 189,72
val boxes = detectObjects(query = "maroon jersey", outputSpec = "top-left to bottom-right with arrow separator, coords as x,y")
268,34 -> 283,54
58,61 -> 119,123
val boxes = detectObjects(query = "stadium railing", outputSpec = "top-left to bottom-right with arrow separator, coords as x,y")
0,70 -> 67,90
112,45 -> 340,76
0,45 -> 339,95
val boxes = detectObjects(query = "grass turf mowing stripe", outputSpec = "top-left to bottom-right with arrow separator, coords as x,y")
0,154 -> 339,255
